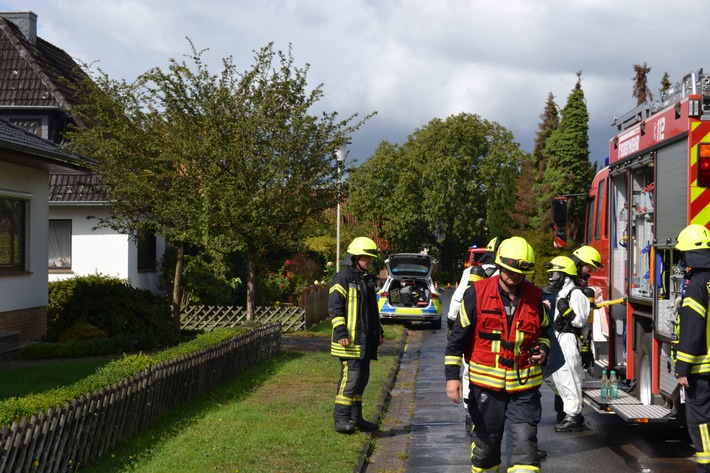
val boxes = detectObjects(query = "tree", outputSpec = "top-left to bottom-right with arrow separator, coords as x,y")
348,113 -> 525,274
632,62 -> 653,105
660,71 -> 671,95
539,72 -> 595,241
67,41 -> 373,321
517,92 -> 559,231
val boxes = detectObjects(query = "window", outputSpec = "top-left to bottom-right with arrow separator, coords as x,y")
9,118 -> 42,137
137,231 -> 156,271
594,179 -> 606,241
0,197 -> 25,271
585,196 -> 595,245
48,219 -> 72,269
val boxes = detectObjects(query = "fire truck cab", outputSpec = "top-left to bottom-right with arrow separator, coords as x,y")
556,69 -> 710,423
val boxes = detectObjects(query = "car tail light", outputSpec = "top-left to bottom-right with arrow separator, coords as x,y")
431,293 -> 439,300
379,291 -> 388,298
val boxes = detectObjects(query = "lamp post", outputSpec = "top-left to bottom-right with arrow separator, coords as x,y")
335,142 -> 348,272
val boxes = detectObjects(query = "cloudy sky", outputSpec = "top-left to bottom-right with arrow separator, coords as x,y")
2,0 -> 707,168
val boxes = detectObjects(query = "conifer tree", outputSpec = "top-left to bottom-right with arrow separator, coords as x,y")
633,62 -> 653,105
539,72 -> 595,241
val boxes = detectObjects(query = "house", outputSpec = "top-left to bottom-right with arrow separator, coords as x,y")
0,118 -> 92,343
0,10 -> 166,295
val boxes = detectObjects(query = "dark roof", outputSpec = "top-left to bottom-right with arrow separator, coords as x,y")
0,117 -> 92,173
0,16 -> 86,109
49,173 -> 107,203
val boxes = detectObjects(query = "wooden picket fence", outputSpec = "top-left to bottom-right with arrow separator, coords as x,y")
0,323 -> 281,473
180,284 -> 329,333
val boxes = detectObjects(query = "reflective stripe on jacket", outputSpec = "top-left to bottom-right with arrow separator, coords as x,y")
467,277 -> 545,392
675,269 -> 710,376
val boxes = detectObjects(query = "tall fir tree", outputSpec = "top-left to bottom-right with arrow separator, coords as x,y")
522,92 -> 559,231
632,62 -> 653,105
539,72 -> 595,242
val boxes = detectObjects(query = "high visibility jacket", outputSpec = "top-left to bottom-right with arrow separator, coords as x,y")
674,269 -> 710,376
328,266 -> 382,360
445,276 -> 550,393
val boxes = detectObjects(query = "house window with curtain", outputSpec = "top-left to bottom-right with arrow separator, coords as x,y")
0,197 -> 26,272
137,230 -> 156,272
48,219 -> 72,269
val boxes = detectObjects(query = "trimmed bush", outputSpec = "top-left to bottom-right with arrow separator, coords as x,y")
48,274 -> 177,344
0,328 -> 243,427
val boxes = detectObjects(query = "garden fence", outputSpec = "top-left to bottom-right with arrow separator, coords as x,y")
180,283 -> 329,332
0,323 -> 281,473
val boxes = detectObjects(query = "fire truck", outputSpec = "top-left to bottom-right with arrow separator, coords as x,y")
555,69 -> 710,423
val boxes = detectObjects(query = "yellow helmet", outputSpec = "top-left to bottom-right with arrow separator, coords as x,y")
545,256 -> 577,276
676,224 -> 710,251
486,237 -> 498,252
572,245 -> 603,269
347,237 -> 379,257
495,236 -> 535,274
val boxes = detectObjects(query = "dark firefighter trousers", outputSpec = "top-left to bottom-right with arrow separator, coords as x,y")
468,384 -> 542,472
686,374 -> 710,473
334,358 -> 371,421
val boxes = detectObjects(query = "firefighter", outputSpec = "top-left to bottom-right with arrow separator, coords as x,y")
445,236 -> 551,472
329,236 -> 384,434
545,256 -> 591,432
674,224 -> 710,473
447,237 -> 500,434
570,245 -> 603,286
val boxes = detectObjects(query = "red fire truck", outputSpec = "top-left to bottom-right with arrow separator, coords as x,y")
555,69 -> 710,423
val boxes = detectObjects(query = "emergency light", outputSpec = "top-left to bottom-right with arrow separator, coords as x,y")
698,143 -> 710,187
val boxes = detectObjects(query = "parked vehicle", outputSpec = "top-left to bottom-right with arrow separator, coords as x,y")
377,253 -> 442,329
463,245 -> 487,268
553,68 -> 710,424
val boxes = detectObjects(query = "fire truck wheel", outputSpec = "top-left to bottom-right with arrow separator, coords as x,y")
634,333 -> 653,405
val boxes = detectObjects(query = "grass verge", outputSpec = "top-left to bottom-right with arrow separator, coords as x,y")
0,358 -> 114,400
78,347 -> 399,472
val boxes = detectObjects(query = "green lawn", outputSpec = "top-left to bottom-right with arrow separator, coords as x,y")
0,358 -> 114,400
78,348 -> 398,473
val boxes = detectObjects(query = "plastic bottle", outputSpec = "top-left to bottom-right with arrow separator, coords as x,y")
600,369 -> 608,399
609,370 -> 618,400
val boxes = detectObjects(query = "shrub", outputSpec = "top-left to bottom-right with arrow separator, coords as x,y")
48,274 -> 177,345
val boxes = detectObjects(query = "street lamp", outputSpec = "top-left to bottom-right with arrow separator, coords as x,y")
335,142 -> 348,272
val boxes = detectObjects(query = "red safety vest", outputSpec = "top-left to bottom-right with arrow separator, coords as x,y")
467,277 -> 544,392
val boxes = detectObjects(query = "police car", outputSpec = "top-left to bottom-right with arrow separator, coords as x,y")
377,253 -> 442,329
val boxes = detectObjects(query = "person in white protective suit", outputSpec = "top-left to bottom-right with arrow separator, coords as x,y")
545,255 -> 591,432
447,237 -> 499,432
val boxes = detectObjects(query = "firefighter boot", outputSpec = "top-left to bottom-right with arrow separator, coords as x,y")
554,414 -> 584,432
351,402 -> 379,432
334,404 -> 355,434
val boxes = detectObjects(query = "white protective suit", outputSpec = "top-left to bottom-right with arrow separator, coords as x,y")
551,276 -> 591,417
447,263 -> 497,404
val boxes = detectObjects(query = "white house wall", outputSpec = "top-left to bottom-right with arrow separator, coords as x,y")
0,161 -> 49,312
48,205 -> 164,293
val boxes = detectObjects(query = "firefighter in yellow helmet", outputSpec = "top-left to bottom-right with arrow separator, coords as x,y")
674,224 -> 710,473
447,237 -> 501,434
570,245 -> 603,286
545,256 -> 591,433
329,237 -> 384,433
445,236 -> 552,471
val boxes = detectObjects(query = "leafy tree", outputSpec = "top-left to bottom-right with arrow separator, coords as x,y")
539,72 -> 595,241
632,62 -> 653,105
348,113 -> 524,273
66,40 -> 373,321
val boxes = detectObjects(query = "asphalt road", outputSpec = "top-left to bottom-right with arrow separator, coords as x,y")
365,289 -> 697,473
